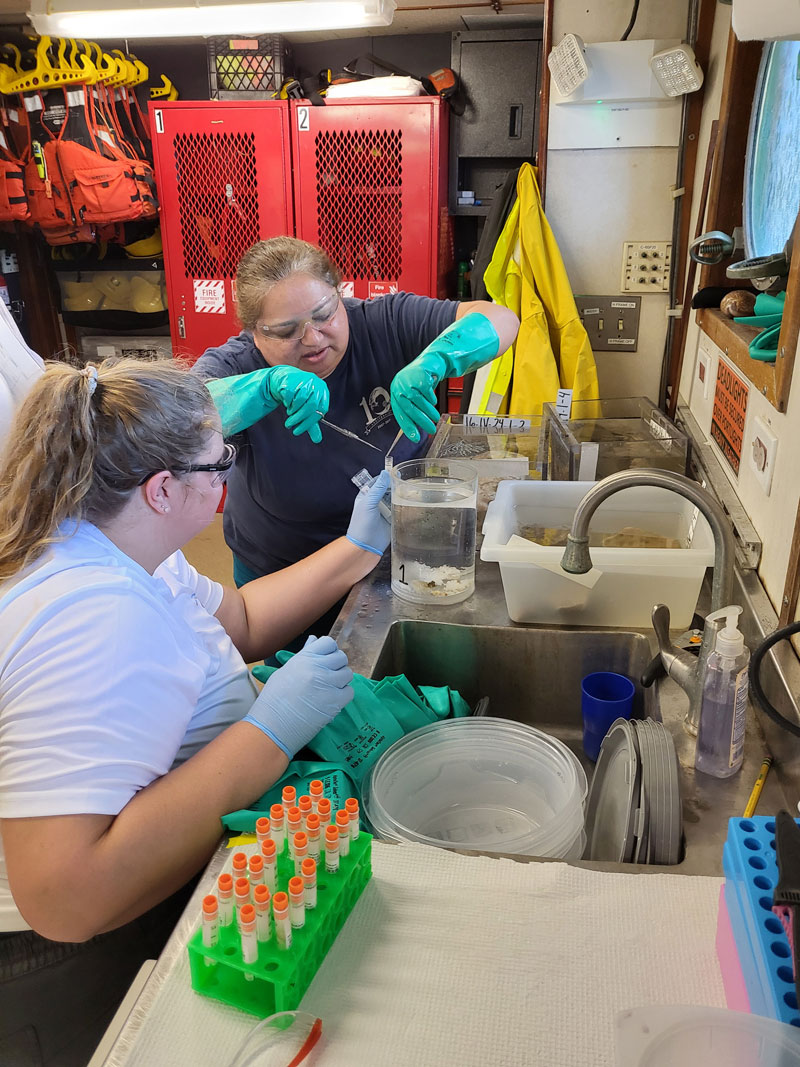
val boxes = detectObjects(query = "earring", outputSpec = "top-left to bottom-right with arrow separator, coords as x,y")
162,505 -> 170,513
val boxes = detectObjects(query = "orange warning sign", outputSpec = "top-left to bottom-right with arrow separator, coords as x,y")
711,358 -> 749,474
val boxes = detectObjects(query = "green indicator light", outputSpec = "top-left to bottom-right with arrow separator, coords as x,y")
596,99 -> 603,104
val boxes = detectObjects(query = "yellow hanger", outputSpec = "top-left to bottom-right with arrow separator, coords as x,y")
150,74 -> 179,101
4,36 -> 96,93
128,53 -> 149,88
0,43 -> 23,94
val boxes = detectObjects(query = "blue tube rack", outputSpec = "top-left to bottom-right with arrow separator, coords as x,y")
722,815 -> 800,1027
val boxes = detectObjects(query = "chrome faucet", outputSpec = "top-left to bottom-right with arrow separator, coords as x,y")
560,468 -> 736,734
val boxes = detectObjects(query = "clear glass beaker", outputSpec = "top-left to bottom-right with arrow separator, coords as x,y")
390,459 -> 478,605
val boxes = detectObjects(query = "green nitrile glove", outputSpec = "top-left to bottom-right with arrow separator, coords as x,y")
389,312 -> 500,441
206,366 -> 330,442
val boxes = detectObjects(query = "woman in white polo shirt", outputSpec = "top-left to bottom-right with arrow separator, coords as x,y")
0,357 -> 390,1066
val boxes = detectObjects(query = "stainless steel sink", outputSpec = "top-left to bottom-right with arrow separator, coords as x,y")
331,557 -> 789,875
372,620 -> 657,776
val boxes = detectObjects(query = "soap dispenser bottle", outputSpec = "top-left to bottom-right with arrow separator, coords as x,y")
695,605 -> 750,778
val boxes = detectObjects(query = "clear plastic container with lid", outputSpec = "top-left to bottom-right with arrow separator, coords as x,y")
363,717 -> 588,859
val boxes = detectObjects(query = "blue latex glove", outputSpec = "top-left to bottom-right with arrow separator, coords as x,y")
243,635 -> 354,758
390,312 -> 501,442
346,469 -> 391,555
206,366 -> 330,442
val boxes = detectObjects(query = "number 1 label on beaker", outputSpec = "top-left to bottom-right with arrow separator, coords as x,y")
389,459 -> 478,606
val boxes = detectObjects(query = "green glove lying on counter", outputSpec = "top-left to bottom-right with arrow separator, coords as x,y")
206,366 -> 330,441
389,312 -> 501,442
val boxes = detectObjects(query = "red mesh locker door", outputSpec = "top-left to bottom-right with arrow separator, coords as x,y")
290,98 -> 448,301
151,101 -> 293,363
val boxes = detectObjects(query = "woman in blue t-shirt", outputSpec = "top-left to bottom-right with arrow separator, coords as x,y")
195,237 -> 520,601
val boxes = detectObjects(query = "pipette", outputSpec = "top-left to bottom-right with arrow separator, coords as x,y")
317,415 -> 382,452
384,427 -> 405,469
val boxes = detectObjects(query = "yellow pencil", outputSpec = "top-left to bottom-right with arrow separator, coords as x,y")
743,756 -> 773,818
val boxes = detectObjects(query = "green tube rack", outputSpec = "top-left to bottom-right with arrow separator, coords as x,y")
187,832 -> 372,1017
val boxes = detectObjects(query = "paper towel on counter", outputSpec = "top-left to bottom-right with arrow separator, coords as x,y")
106,843 -> 726,1067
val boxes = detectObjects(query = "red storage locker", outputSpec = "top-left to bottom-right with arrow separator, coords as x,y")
290,98 -> 450,301
150,100 -> 293,363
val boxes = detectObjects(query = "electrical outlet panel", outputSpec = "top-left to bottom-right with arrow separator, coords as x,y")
749,415 -> 778,495
621,241 -> 672,293
575,294 -> 640,351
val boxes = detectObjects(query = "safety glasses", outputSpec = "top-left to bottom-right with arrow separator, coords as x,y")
256,291 -> 340,342
139,442 -> 238,487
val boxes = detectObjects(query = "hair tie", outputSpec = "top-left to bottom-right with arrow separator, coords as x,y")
82,364 -> 98,396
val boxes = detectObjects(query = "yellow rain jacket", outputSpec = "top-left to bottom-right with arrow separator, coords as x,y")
481,163 -> 599,415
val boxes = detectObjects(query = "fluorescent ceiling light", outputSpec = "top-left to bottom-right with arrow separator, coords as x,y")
28,0 -> 395,37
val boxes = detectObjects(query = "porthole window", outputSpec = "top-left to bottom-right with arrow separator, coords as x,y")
744,40 -> 800,259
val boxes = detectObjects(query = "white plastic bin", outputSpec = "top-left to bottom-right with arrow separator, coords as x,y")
480,480 -> 715,628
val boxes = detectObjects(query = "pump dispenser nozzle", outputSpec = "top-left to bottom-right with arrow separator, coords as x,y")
706,604 -> 745,659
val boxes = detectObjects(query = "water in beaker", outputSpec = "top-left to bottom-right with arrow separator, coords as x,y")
390,459 -> 478,605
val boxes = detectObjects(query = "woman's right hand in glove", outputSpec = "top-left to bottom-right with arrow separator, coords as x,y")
242,635 -> 353,757
264,366 -> 330,443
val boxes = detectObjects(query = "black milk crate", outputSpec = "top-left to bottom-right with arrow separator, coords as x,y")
208,35 -> 293,98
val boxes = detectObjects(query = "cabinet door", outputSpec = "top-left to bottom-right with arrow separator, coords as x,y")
291,99 -> 446,300
457,38 -> 540,158
151,101 -> 293,362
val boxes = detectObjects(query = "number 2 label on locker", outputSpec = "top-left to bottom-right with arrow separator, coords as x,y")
297,107 -> 310,132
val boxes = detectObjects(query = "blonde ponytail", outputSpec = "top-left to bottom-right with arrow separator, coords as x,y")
0,358 -> 215,579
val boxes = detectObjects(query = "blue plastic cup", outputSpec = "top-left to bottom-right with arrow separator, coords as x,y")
581,672 -> 636,762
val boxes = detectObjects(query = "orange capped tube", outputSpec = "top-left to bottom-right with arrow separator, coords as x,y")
231,851 -> 248,877
345,797 -> 360,843
293,831 -> 308,876
217,872 -> 234,927
253,883 -> 271,942
324,824 -> 340,873
238,902 -> 258,975
305,812 -> 321,860
202,893 -> 219,966
255,816 -> 271,848
234,876 -> 251,910
309,779 -> 324,813
248,853 -> 265,887
288,875 -> 306,929
261,837 -> 277,892
272,892 -> 292,950
317,797 -> 332,823
335,810 -> 351,858
298,794 -> 313,829
301,856 -> 317,909
270,803 -> 286,852
287,806 -> 302,851
281,784 -> 296,807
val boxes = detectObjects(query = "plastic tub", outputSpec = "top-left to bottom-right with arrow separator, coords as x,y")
480,480 -> 715,628
363,717 -> 587,859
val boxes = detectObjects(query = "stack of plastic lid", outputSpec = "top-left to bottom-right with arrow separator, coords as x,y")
363,717 -> 588,859
584,718 -> 682,864
615,1004 -> 800,1066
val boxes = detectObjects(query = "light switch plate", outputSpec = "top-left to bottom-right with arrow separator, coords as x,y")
696,349 -> 710,399
750,415 -> 778,495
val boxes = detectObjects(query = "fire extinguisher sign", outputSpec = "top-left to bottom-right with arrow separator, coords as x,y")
193,280 -> 227,314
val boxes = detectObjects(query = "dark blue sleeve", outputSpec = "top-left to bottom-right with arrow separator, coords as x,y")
364,292 -> 459,372
193,333 -> 261,380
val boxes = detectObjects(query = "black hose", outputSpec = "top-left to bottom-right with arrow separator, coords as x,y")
621,0 -> 640,41
750,621 -> 800,738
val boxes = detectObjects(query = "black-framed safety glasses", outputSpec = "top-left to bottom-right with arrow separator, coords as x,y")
139,442 -> 238,487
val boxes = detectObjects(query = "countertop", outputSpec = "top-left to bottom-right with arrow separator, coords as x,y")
98,516 -> 790,1064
